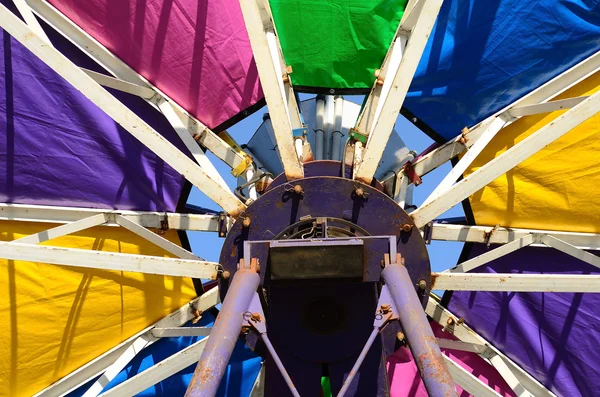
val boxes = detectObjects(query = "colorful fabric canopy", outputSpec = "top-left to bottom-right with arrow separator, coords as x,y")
447,245 -> 600,397
48,0 -> 263,131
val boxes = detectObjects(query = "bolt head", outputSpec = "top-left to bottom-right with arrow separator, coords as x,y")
293,184 -> 303,194
402,224 -> 412,233
418,279 -> 427,289
396,331 -> 405,341
242,217 -> 251,228
222,271 -> 231,280
355,187 -> 365,197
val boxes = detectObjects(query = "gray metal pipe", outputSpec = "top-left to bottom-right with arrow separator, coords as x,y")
381,263 -> 458,397
185,262 -> 260,397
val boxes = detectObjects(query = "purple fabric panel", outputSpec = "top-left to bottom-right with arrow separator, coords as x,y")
447,245 -> 600,397
1,25 -> 189,211
47,0 -> 263,130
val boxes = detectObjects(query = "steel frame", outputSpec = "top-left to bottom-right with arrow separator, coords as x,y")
1,1 -> 598,396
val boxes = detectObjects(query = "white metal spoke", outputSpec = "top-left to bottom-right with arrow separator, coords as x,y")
353,0 -> 444,183
12,213 -> 108,244
0,5 -> 247,217
423,116 -> 506,205
0,203 -> 223,232
443,355 -> 503,397
447,235 -> 534,273
436,338 -> 486,354
432,273 -> 600,293
13,0 -> 50,43
33,288 -> 220,397
430,223 -> 600,250
0,240 -> 217,279
239,0 -> 304,180
485,353 -> 533,397
82,68 -> 156,99
411,89 -> 600,228
157,100 -> 230,190
98,339 -> 208,397
508,96 -> 588,118
427,298 -> 555,397
151,327 -> 212,338
25,0 -> 249,174
541,235 -> 600,269
114,215 -> 200,260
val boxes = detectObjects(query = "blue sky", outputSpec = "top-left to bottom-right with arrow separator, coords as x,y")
187,95 -> 465,273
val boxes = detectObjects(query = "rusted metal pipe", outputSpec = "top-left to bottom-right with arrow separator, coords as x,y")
381,263 -> 458,397
185,259 -> 260,397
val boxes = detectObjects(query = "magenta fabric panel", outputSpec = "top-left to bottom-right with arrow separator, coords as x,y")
48,0 -> 263,130
387,322 -> 516,396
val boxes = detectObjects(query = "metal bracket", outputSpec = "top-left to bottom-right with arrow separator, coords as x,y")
422,221 -> 433,244
218,212 -> 229,238
348,128 -> 369,144
292,126 -> 308,138
402,160 -> 423,186
231,155 -> 254,177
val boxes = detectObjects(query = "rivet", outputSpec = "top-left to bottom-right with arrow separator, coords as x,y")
293,184 -> 303,195
242,217 -> 251,228
402,224 -> 412,233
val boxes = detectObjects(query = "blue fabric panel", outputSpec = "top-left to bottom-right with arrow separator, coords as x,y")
66,311 -> 262,397
405,0 -> 600,141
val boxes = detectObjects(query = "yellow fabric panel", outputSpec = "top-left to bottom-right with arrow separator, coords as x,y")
0,221 -> 197,396
466,71 -> 600,233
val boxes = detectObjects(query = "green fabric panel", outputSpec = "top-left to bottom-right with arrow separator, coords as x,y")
270,0 -> 407,90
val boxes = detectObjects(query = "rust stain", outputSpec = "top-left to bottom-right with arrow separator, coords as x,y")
430,273 -> 438,290
499,277 -> 506,283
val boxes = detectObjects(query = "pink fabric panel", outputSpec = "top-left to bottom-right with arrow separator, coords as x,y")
48,0 -> 263,129
387,322 -> 517,396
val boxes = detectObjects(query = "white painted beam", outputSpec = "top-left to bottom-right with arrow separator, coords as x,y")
508,96 -> 588,118
81,68 -> 156,99
430,223 -> 600,250
0,5 -> 247,217
436,338 -> 487,354
239,0 -> 304,180
431,273 -> 600,293
447,235 -> 534,273
34,288 -> 220,397
25,0 -> 249,172
13,0 -> 50,43
151,327 -> 212,338
0,240 -> 217,279
353,0 -> 444,183
411,89 -> 600,228
443,355 -> 503,397
12,213 -> 108,244
426,298 -> 556,397
0,203 -> 222,232
541,235 -> 600,270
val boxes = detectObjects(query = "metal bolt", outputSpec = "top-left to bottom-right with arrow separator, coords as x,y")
402,224 -> 412,233
222,271 -> 231,280
418,279 -> 427,289
396,331 -> 405,342
242,217 -> 251,228
447,318 -> 454,325
210,272 -> 218,280
250,312 -> 261,322
457,318 -> 464,325
293,184 -> 303,195
380,303 -> 391,313
355,187 -> 365,197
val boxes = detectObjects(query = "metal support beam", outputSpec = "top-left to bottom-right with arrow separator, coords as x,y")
0,203 -> 223,232
0,5 -> 247,217
508,96 -> 588,118
426,297 -> 555,397
382,261 -> 458,397
81,68 -> 156,99
25,0 -> 249,173
239,0 -> 304,180
353,0 -> 444,183
0,240 -> 217,279
443,355 -> 502,397
34,288 -> 220,397
12,213 -> 108,244
447,234 -> 535,273
13,0 -> 50,42
431,272 -> 600,293
541,235 -> 600,269
430,223 -> 600,250
186,260 -> 260,396
411,89 -> 600,228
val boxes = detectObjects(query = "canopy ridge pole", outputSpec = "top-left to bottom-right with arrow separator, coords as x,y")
382,48 -> 600,193
0,203 -> 224,232
114,215 -> 201,260
0,240 -> 218,279
239,0 -> 305,180
541,235 -> 600,270
442,355 -> 503,397
426,298 -> 556,397
445,234 -> 535,273
431,272 -> 600,293
411,89 -> 600,228
156,100 -> 230,190
11,213 -> 108,244
34,288 -> 220,397
24,0 -> 252,176
422,116 -> 507,206
78,287 -> 219,397
430,223 -> 600,250
352,0 -> 444,184
0,4 -> 247,217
